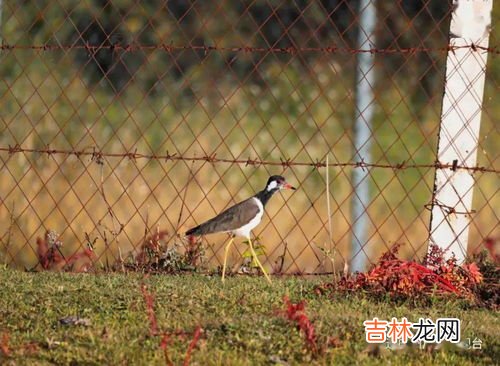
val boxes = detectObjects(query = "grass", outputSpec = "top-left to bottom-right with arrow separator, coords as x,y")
0,266 -> 498,365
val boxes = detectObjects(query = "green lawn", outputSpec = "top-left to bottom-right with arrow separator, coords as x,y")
0,266 -> 498,365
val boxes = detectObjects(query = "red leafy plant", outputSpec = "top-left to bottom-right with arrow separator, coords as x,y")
0,332 -> 10,357
183,235 -> 205,269
281,296 -> 318,354
484,236 -> 499,264
135,229 -> 170,269
36,230 -> 95,272
140,280 -> 202,365
132,228 -> 204,273
422,244 -> 483,292
316,244 -> 487,302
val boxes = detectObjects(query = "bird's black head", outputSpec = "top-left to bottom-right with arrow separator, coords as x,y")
264,175 -> 296,192
256,175 -> 296,206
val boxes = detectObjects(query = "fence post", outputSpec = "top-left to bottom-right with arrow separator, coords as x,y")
350,0 -> 377,273
428,0 -> 493,262
0,0 -> 3,41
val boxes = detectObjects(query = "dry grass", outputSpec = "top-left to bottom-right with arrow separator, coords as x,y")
0,145 -> 497,273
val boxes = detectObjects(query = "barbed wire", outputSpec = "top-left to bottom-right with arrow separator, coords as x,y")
0,42 -> 498,55
1,145 -> 497,173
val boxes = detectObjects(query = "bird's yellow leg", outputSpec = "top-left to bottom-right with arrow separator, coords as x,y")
222,237 -> 235,283
248,237 -> 272,284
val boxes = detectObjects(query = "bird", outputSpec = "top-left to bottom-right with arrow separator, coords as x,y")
185,175 -> 296,284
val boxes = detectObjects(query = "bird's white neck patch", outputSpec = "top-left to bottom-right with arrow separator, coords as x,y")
266,180 -> 278,191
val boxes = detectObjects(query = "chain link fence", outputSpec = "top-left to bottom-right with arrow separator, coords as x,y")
0,0 -> 498,274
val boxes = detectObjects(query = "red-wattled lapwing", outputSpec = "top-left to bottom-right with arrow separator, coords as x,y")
186,175 -> 296,284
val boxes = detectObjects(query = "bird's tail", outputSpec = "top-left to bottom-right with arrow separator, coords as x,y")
185,225 -> 202,236
185,220 -> 219,236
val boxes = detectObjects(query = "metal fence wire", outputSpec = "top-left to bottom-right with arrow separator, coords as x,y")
0,0 -> 498,274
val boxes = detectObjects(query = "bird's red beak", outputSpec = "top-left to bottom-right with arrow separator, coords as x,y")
283,183 -> 296,190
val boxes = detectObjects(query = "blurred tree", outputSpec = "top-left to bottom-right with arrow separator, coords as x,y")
7,0 -> 451,100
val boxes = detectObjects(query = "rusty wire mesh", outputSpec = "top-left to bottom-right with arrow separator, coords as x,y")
0,0 -> 498,274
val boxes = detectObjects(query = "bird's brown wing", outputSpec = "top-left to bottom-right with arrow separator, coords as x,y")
186,198 -> 260,236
